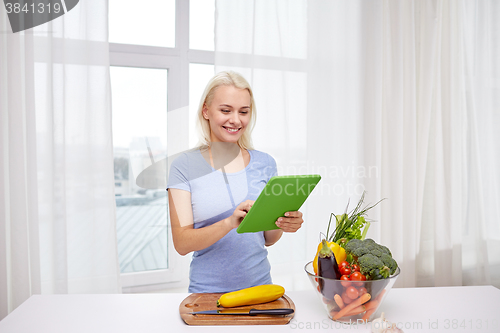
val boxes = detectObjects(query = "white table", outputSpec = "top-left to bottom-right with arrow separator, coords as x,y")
0,286 -> 499,333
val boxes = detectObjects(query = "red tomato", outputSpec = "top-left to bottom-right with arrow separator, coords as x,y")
340,274 -> 350,287
350,271 -> 366,280
339,266 -> 352,276
340,261 -> 350,269
341,291 -> 353,304
345,286 -> 359,300
351,264 -> 361,272
349,271 -> 366,287
350,271 -> 365,280
358,287 -> 368,296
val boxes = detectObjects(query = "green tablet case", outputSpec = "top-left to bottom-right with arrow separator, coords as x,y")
236,174 -> 321,233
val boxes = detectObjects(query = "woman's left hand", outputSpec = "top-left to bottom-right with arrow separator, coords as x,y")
275,211 -> 304,232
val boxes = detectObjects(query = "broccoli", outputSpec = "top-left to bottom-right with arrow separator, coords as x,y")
345,238 -> 398,280
358,254 -> 388,279
380,253 -> 398,275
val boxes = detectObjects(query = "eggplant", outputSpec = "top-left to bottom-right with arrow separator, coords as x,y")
317,239 -> 342,300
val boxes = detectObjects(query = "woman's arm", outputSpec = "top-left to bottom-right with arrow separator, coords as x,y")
264,229 -> 283,246
264,211 -> 304,246
168,188 -> 254,255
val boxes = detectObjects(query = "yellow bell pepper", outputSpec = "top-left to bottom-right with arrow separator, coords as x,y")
313,240 -> 346,275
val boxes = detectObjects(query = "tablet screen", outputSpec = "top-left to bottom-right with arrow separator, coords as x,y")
236,175 -> 321,233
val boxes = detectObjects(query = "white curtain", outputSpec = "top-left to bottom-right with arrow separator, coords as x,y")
214,0 -> 500,289
0,0 -> 120,319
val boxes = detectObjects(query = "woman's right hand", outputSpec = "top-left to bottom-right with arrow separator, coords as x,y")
226,200 -> 255,229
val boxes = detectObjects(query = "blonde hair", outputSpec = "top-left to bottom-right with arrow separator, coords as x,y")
196,71 -> 256,150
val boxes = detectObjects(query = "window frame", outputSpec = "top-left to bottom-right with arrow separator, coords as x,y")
110,0 -> 214,291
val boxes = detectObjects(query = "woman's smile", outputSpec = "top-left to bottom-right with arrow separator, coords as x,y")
203,85 -> 251,143
223,126 -> 241,133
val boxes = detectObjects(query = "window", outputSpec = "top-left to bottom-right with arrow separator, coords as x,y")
109,0 -> 176,47
109,0 -> 215,291
189,0 -> 215,51
111,66 -> 168,274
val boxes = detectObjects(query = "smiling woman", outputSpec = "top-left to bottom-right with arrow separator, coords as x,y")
166,71 -> 305,293
202,86 -> 251,144
197,71 -> 257,150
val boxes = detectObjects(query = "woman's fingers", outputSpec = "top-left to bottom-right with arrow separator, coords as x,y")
276,211 -> 304,232
236,200 -> 254,217
284,211 -> 303,218
241,199 -> 255,212
228,200 -> 255,229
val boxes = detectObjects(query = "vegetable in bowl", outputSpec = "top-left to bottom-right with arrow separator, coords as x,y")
312,191 -> 382,276
345,238 -> 398,280
343,238 -> 399,302
307,192 -> 401,323
304,262 -> 400,323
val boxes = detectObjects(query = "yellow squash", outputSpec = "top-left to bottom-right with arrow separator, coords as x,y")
216,284 -> 285,307
313,240 -> 346,275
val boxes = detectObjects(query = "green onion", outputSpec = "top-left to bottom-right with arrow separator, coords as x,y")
326,191 -> 385,244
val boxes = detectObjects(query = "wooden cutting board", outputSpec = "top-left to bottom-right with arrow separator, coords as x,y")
179,293 -> 295,326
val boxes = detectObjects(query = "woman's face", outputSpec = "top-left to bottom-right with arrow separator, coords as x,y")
203,85 -> 251,144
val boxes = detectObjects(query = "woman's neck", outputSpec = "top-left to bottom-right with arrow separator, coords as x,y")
202,142 -> 250,173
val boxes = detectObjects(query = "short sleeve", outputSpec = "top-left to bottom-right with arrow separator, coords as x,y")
265,153 -> 278,181
167,154 -> 191,192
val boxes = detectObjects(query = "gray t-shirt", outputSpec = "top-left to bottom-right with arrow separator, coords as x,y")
167,148 -> 277,292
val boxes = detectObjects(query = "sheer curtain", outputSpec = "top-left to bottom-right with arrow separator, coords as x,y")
214,0 -> 500,289
0,0 -> 120,319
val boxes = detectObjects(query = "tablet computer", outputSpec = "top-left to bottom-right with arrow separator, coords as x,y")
236,174 -> 321,233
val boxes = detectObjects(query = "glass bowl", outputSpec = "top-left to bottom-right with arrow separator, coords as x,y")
304,261 -> 400,323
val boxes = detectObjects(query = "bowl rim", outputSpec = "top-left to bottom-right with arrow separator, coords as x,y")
304,260 -> 401,280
